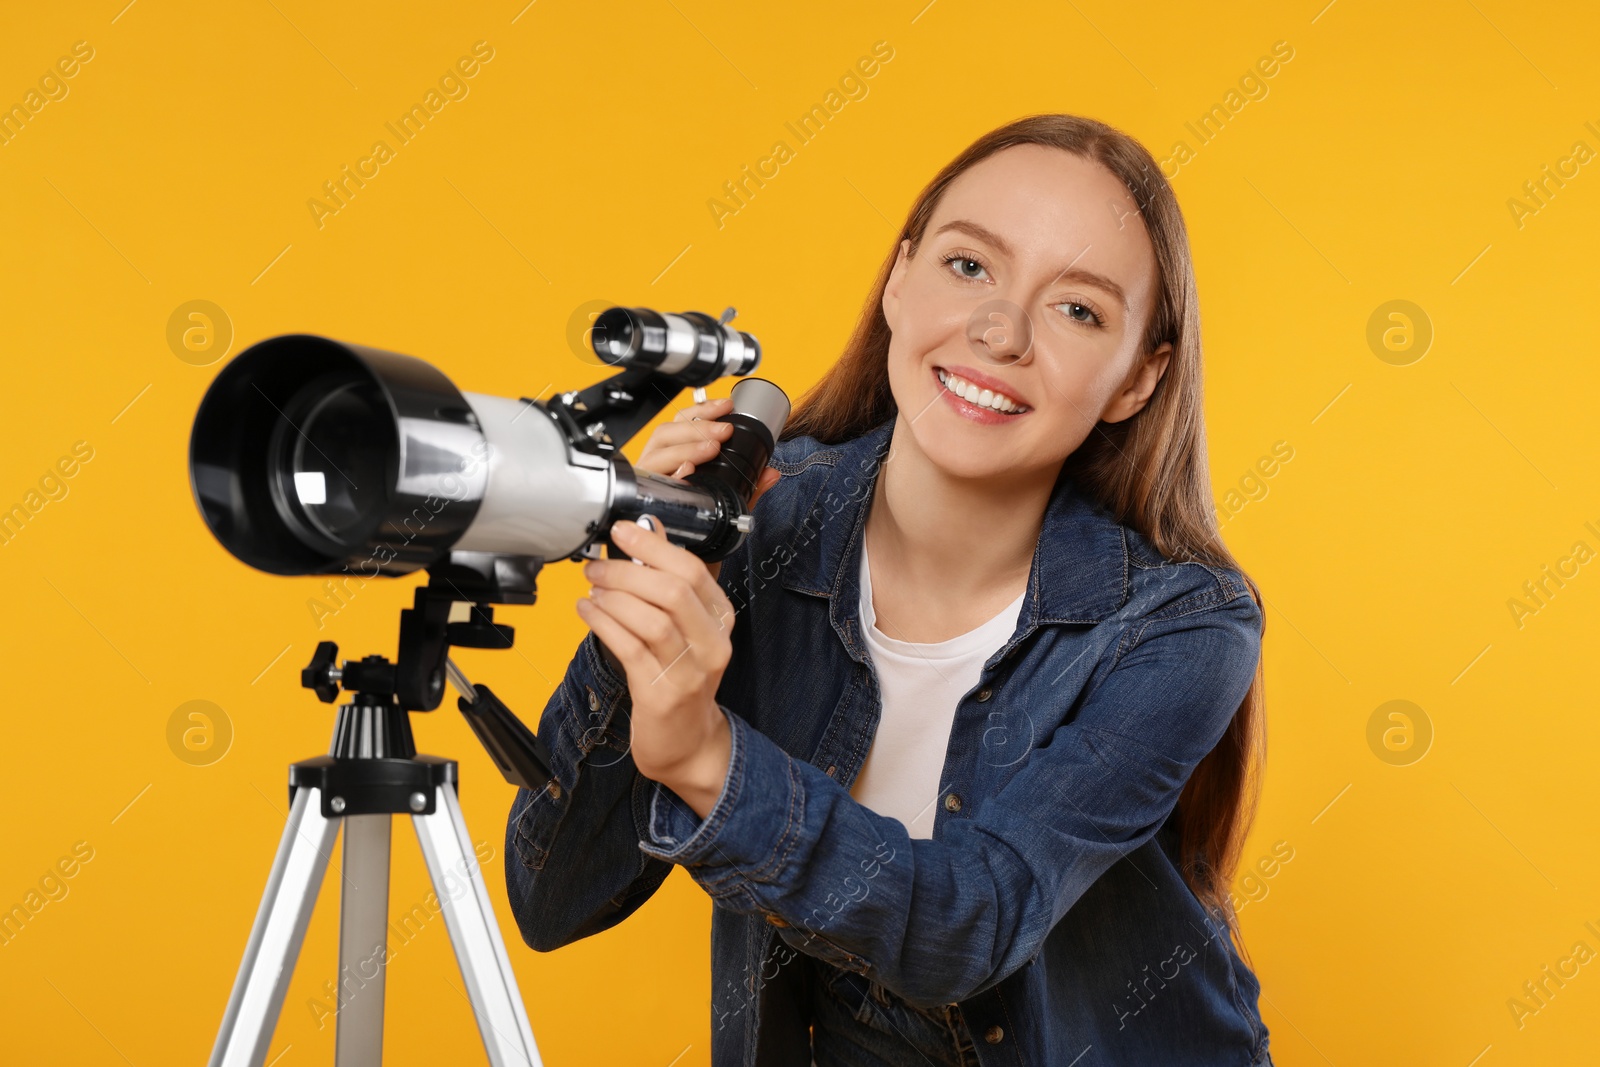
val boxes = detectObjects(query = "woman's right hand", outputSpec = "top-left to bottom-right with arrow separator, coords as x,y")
630,396 -> 782,583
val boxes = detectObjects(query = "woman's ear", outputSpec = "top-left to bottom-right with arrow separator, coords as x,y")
881,239 -> 912,330
1102,341 -> 1173,424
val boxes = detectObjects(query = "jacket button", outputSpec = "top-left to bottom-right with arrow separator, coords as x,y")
975,687 -> 993,702
943,793 -> 962,813
765,913 -> 789,927
825,765 -> 837,777
586,688 -> 599,711
547,781 -> 562,800
984,1024 -> 1004,1044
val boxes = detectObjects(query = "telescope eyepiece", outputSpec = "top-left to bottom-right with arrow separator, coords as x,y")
591,307 -> 760,386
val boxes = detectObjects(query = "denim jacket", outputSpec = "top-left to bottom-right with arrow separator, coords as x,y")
505,416 -> 1272,1066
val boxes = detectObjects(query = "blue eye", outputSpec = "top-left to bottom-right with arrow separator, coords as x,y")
1055,301 -> 1106,328
941,253 -> 989,282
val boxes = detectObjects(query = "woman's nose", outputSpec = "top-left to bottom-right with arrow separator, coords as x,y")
965,297 -> 1035,366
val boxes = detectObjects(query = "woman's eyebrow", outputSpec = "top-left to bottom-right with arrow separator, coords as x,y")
934,219 -> 1015,256
932,219 -> 1127,310
1051,265 -> 1127,310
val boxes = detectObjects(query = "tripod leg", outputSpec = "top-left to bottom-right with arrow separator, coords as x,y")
336,814 -> 391,1067
413,781 -> 543,1067
210,785 -> 339,1067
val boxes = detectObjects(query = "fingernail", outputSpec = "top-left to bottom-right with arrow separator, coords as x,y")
611,520 -> 632,539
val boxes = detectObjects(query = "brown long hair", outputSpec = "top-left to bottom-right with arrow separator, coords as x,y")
782,114 -> 1267,951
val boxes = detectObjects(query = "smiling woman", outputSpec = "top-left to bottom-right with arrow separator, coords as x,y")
506,114 -> 1273,1067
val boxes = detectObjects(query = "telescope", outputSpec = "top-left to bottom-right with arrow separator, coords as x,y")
190,307 -> 788,1067
190,305 -> 788,597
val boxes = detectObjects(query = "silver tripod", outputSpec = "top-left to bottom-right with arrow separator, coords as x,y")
208,650 -> 544,1067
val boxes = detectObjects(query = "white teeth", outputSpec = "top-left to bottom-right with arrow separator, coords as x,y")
937,369 -> 1025,414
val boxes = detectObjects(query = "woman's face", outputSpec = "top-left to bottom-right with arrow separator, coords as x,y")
881,143 -> 1172,485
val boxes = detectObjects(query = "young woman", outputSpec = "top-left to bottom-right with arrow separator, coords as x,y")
506,114 -> 1272,1066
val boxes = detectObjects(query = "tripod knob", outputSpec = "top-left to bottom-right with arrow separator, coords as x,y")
302,641 -> 342,703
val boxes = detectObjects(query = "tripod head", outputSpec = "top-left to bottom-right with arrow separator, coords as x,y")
300,565 -> 556,794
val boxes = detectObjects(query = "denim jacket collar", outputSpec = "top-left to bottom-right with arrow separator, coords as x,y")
776,415 -> 1130,670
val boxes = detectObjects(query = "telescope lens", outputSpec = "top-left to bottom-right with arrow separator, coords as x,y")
591,308 -> 642,363
191,335 -> 486,576
286,381 -> 394,546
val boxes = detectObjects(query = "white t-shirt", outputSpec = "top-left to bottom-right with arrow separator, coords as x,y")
849,534 -> 1027,838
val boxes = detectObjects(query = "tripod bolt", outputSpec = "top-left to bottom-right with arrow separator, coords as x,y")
409,792 -> 428,813
330,796 -> 347,814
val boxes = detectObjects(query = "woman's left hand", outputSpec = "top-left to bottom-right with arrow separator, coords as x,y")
575,515 -> 736,818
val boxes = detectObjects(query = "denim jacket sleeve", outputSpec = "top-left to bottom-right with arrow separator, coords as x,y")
503,625 -> 672,952
635,585 -> 1264,1008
